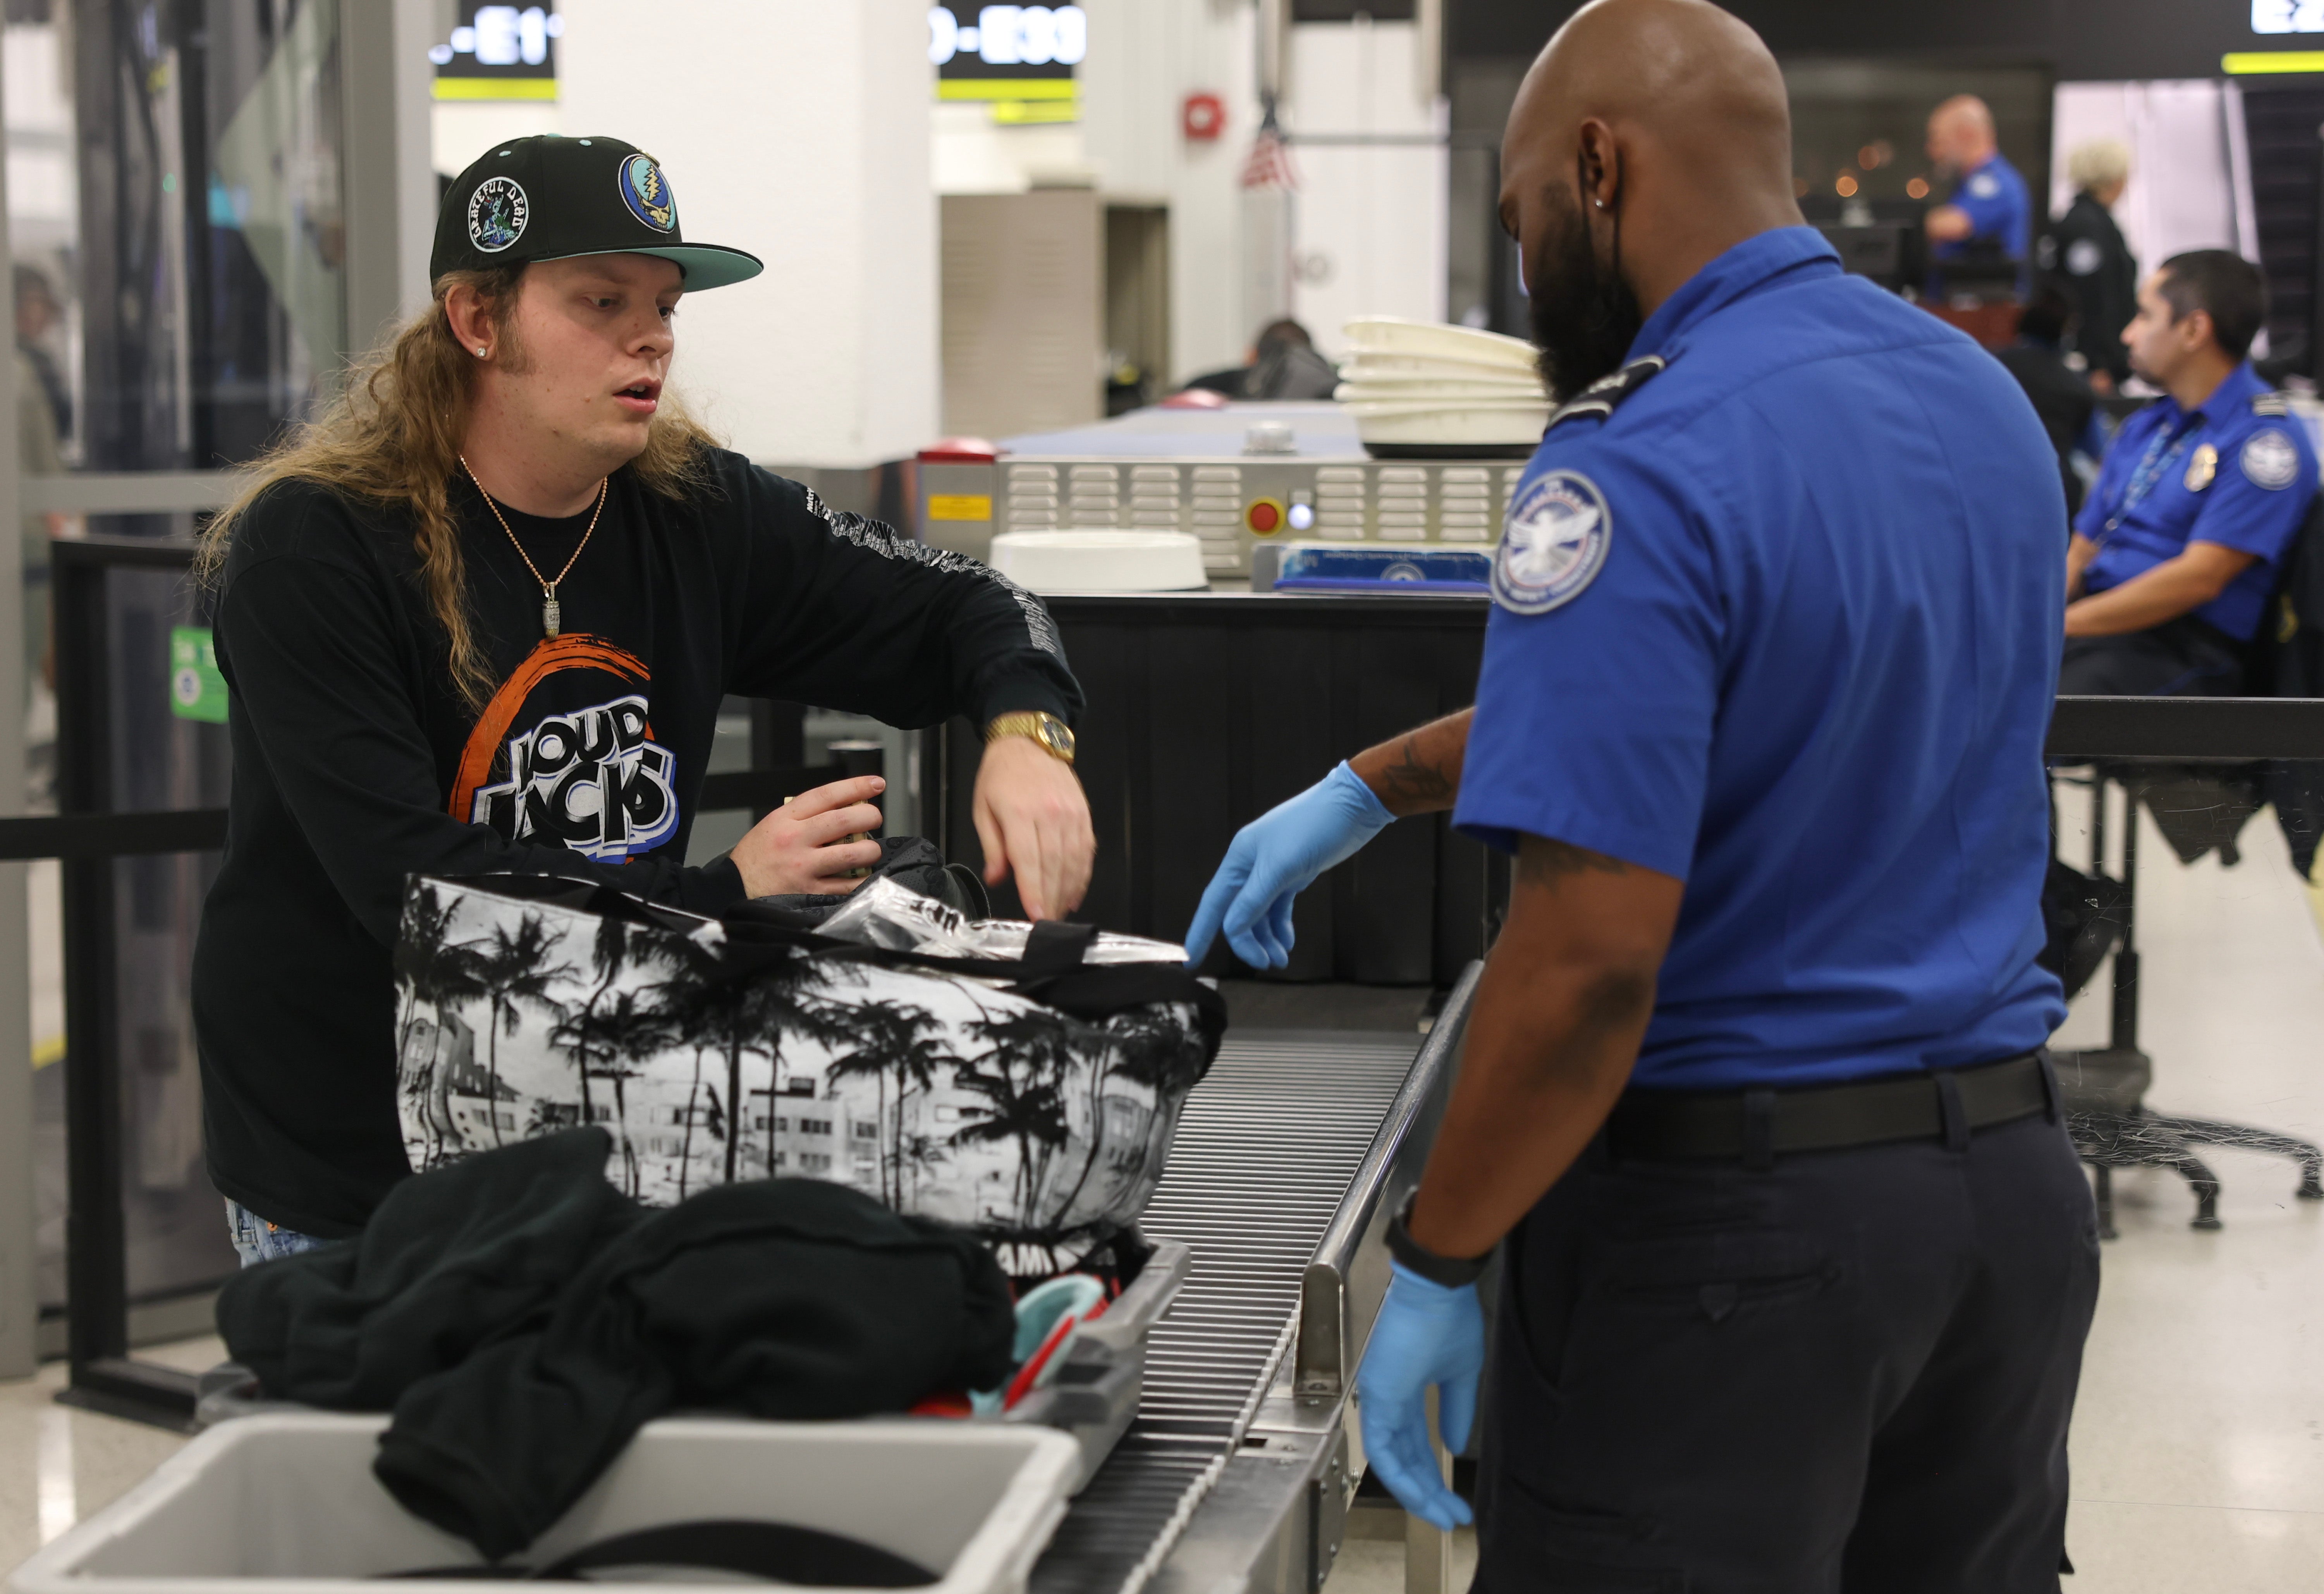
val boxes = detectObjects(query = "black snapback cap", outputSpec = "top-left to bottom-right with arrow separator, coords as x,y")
430,134 -> 763,291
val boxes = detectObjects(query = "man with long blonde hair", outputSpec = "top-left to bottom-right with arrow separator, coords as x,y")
194,135 -> 1093,1259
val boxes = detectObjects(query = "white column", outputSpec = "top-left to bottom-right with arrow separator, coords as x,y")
1080,0 -> 1262,384
342,0 -> 441,353
0,31 -> 33,1382
558,0 -> 938,468
1286,19 -> 1450,357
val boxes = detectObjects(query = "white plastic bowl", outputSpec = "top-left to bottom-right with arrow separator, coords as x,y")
1341,316 -> 1538,371
1336,376 -> 1546,403
1341,350 -> 1545,382
1342,396 -> 1551,417
987,530 -> 1208,594
1354,405 -> 1549,447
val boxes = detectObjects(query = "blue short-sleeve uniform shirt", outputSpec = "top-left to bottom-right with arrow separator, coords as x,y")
1936,151 -> 2031,265
1453,227 -> 2068,1090
2071,361 -> 2318,641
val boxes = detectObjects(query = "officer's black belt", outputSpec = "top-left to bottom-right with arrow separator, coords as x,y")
1605,1051 -> 2053,1167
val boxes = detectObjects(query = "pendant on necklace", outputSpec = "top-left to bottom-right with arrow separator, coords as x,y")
542,591 -> 562,639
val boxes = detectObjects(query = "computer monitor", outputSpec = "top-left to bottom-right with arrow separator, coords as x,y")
1928,237 -> 2023,306
1812,216 -> 1926,295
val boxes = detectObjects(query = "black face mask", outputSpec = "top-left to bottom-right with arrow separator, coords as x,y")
1525,158 -> 1645,404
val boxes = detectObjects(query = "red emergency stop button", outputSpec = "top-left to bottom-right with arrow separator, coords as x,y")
1246,498 -> 1285,535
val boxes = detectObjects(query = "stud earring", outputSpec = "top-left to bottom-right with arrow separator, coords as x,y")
476,346 -> 488,357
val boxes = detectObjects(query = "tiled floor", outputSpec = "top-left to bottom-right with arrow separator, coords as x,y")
6,801 -> 2322,1591
2044,792 -> 2324,1591
0,1335 -> 222,1574
1327,1524 -> 1481,1594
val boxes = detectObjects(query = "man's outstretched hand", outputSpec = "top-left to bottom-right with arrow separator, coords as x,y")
1183,762 -> 1394,969
973,734 -> 1095,921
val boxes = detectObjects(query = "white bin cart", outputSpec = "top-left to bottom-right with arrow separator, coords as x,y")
10,1415 -> 1079,1594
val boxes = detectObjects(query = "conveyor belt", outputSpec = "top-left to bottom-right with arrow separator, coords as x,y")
1031,1030 -> 1424,1594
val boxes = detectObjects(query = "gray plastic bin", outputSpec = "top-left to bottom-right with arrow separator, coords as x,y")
9,1414 -> 1079,1594
1004,1238 -> 1188,1488
196,1239 -> 1191,1494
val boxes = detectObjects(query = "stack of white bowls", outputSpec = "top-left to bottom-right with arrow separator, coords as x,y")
987,529 -> 1208,594
1337,317 -> 1548,451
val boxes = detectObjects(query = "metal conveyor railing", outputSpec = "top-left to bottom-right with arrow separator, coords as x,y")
1032,963 -> 1483,1594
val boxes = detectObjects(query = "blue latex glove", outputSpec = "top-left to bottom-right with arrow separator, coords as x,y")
1183,762 -> 1395,969
1357,1261 -> 1485,1531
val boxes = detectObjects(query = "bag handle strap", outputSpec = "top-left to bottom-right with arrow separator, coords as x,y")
1016,918 -> 1099,979
524,1518 -> 937,1586
447,874 -> 1207,1015
718,917 -> 1134,990
446,875 -> 715,939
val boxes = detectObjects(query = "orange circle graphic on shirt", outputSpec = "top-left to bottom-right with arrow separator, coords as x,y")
449,635 -> 656,821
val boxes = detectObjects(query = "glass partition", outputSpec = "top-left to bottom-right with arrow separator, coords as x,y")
9,0 -> 349,1326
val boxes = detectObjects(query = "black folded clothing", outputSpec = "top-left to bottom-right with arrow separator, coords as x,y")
218,1130 -> 1015,1560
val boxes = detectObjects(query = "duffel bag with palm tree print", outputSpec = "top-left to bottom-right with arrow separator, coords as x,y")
394,873 -> 1226,1270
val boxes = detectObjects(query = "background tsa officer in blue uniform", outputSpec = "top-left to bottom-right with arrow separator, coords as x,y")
1924,94 -> 2030,293
1185,3 -> 2095,1586
2064,249 -> 2318,697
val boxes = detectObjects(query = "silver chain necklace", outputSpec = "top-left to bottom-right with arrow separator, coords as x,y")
460,457 -> 607,639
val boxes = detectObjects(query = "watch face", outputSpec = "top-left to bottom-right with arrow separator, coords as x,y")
1042,719 -> 1076,757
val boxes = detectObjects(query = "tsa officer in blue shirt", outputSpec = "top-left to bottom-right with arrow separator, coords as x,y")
1925,94 -> 2031,290
1183,2 -> 2095,1585
2064,249 -> 2318,696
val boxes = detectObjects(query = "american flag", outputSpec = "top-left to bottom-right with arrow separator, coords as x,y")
1241,98 -> 1299,192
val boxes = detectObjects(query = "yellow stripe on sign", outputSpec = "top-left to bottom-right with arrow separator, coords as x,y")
2223,52 -> 2324,74
936,77 -> 1077,100
433,77 -> 560,100
992,100 -> 1080,125
927,494 -> 994,522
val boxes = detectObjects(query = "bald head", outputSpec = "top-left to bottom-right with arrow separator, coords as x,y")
1509,0 -> 1793,203
1498,0 -> 1802,396
1926,95 -> 1996,171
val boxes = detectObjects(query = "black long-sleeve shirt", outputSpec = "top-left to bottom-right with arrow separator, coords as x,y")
195,452 -> 1080,1235
2039,191 -> 2138,387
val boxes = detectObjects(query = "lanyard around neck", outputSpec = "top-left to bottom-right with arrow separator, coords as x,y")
2106,411 -> 2203,532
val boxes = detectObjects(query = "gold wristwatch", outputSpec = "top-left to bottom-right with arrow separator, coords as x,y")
985,711 -> 1076,766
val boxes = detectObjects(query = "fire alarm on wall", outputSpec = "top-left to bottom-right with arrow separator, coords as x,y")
1182,92 -> 1225,141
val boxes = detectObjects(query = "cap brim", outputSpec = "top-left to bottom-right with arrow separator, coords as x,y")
535,243 -> 766,292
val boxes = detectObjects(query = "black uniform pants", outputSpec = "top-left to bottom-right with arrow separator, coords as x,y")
2058,614 -> 2247,697
1473,1111 -> 2101,1594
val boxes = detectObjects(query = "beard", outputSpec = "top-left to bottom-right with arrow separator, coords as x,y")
1525,181 -> 1645,404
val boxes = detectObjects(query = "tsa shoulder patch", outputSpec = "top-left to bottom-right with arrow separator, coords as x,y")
1493,470 -> 1611,616
2241,428 -> 2302,491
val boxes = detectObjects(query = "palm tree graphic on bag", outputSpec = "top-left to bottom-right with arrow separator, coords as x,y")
394,877 -> 1213,1249
953,1008 -> 1076,1232
395,882 -> 492,1165
471,915 -> 574,1148
825,1001 -> 967,1209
